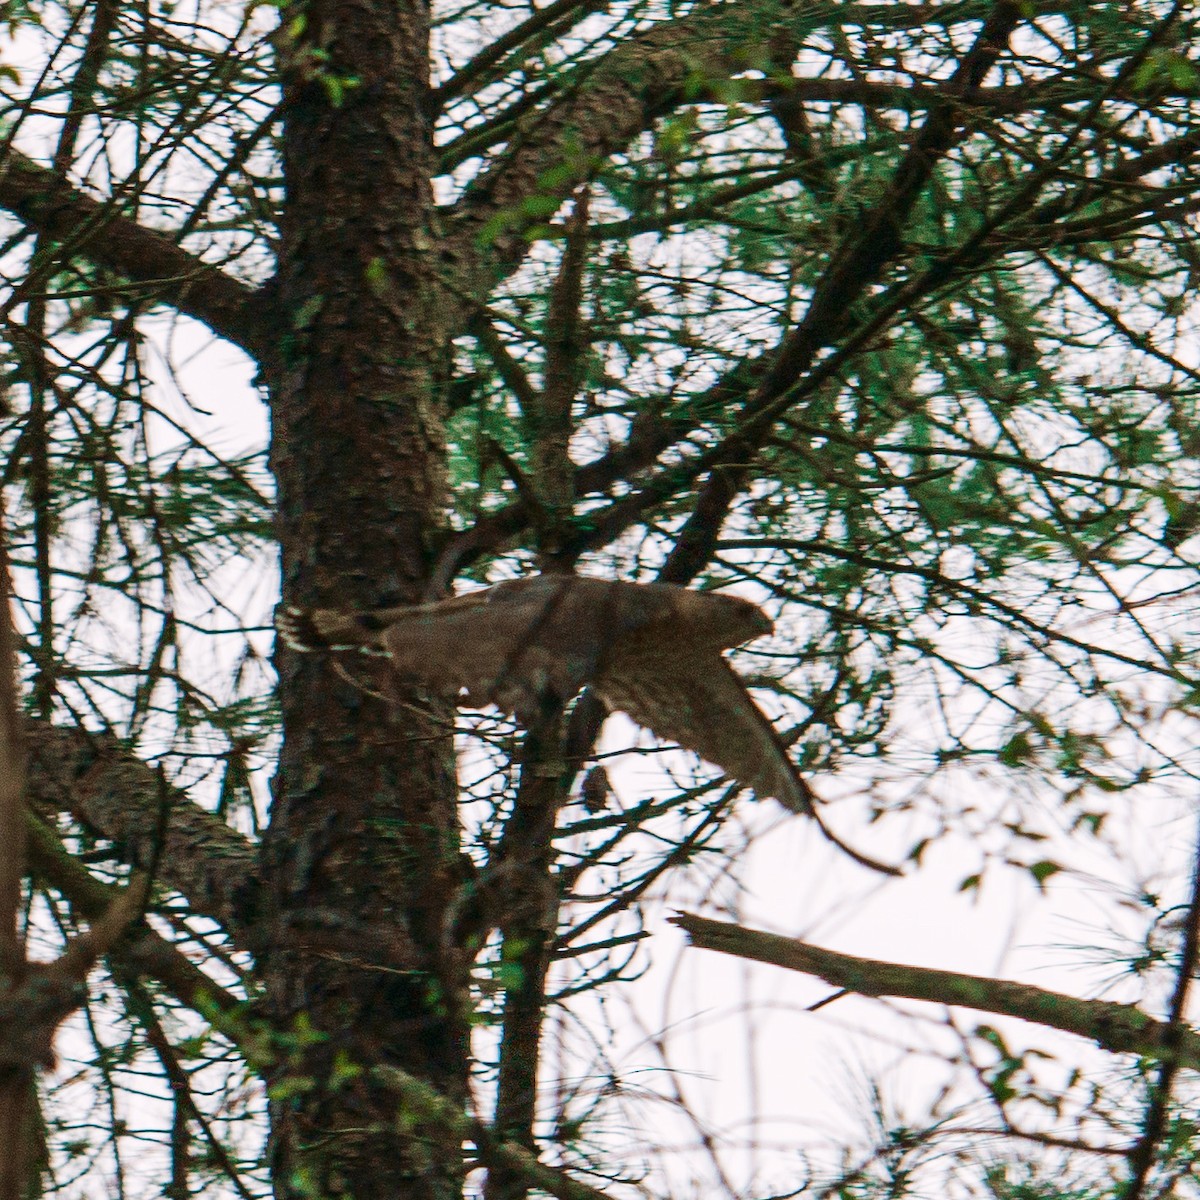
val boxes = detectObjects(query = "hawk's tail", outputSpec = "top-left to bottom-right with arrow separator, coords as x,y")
276,605 -> 386,652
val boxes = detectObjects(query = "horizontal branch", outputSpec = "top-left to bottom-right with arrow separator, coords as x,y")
721,75 -> 1200,113
24,723 -> 261,948
672,913 -> 1200,1068
0,150 -> 271,359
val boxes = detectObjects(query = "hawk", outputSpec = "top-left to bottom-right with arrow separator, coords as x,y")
280,575 -> 894,872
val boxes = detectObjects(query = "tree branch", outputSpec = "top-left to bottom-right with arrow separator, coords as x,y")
23,723 -> 261,947
435,0 -> 608,108
672,914 -> 1200,1068
373,1065 -> 616,1200
447,4 -> 780,280
0,150 -> 271,359
659,0 -> 1025,585
483,726 -> 573,1200
25,811 -> 242,1016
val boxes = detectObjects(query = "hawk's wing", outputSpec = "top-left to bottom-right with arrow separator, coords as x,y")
282,576 -> 674,725
368,574 -> 711,727
594,651 -> 817,815
284,576 -> 898,872
285,576 -> 774,730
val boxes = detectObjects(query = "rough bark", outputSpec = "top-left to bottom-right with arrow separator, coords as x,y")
263,0 -> 467,1195
23,723 -> 260,945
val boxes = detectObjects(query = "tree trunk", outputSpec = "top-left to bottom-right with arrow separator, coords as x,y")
263,1 -> 465,1195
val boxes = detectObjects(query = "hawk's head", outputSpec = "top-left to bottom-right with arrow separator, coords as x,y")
674,589 -> 773,649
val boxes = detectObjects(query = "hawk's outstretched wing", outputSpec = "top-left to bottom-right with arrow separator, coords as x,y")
282,574 -> 788,775
282,574 -> 767,730
280,574 -> 896,871
595,652 -> 817,816
381,577 -> 606,726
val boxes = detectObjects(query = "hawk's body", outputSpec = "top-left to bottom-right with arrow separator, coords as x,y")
281,575 -> 815,815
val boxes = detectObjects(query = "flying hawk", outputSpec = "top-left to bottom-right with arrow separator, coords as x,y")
280,575 -> 894,872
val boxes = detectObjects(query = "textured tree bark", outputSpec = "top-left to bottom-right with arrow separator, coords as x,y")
0,149 -> 266,356
264,0 -> 466,1196
24,724 -> 259,943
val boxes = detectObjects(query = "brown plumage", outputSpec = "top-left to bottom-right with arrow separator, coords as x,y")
281,575 -> 812,810
280,575 -> 897,872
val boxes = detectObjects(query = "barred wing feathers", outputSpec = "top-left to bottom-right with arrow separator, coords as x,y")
283,575 -> 790,789
595,651 -> 817,816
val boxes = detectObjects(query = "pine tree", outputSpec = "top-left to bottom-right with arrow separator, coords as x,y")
1,2 -> 1199,1197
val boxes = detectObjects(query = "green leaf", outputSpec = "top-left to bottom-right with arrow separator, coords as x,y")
999,730 -> 1034,767
1073,811 -> 1105,835
520,194 -> 561,219
268,1075 -> 316,1102
1132,48 -> 1200,92
1028,860 -> 1061,890
318,71 -> 361,108
365,256 -> 389,299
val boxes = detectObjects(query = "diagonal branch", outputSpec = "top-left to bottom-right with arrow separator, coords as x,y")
430,359 -> 764,585
437,8 -> 1199,587
672,913 -> 1200,1068
482,727 -> 573,1200
659,0 -> 1025,585
762,2 -> 1025,401
0,150 -> 271,359
447,4 -> 793,283
23,723 -> 261,947
533,190 -> 590,561
1122,814 -> 1200,1200
435,0 -> 609,108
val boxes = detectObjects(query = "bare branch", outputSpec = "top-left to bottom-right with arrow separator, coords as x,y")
0,150 -> 271,359
672,913 -> 1200,1068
